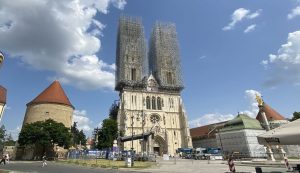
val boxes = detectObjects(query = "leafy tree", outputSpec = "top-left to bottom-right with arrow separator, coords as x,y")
291,112 -> 300,121
96,118 -> 118,149
18,119 -> 71,152
0,125 -> 6,151
108,103 -> 119,120
0,125 -> 5,145
70,122 -> 86,147
4,133 -> 15,146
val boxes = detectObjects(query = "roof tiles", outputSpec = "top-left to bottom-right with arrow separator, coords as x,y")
27,81 -> 74,108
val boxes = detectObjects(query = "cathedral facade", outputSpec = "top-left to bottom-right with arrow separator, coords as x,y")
116,16 -> 192,156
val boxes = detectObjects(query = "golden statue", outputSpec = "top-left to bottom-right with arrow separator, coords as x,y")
255,94 -> 264,106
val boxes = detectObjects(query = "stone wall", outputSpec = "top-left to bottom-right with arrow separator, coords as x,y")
23,103 -> 73,128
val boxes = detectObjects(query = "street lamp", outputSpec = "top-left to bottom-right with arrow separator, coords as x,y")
0,52 -> 6,123
130,115 -> 134,166
0,86 -> 7,122
0,51 -> 4,68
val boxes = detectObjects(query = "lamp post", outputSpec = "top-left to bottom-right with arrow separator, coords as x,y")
130,115 -> 134,166
0,51 -> 4,68
137,111 -> 146,159
0,52 -> 6,123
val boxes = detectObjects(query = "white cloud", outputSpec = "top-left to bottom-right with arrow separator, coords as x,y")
244,24 -> 256,33
198,55 -> 206,60
189,89 -> 261,127
4,105 -> 11,110
189,113 -> 235,128
247,9 -> 262,19
262,31 -> 300,87
0,0 -> 126,90
242,89 -> 261,118
223,8 -> 261,31
288,6 -> 300,19
73,109 -> 93,133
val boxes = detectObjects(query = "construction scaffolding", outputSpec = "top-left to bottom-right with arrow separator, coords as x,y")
149,22 -> 183,91
115,16 -> 147,91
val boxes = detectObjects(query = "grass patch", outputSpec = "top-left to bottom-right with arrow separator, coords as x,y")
0,170 -> 10,173
57,159 -> 154,169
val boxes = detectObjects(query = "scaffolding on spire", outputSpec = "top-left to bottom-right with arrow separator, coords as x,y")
115,16 -> 147,91
149,22 -> 183,91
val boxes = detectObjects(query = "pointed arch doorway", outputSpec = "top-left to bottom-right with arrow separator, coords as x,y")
153,135 -> 167,156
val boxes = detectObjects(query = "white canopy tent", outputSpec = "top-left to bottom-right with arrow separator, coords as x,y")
257,119 -> 300,145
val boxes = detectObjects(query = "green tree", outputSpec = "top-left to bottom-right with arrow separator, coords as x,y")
4,133 -> 15,146
18,119 -> 71,152
96,118 -> 118,149
108,103 -> 119,120
0,125 -> 6,151
291,112 -> 300,121
70,122 -> 86,147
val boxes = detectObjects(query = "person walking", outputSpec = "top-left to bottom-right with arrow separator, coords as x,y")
5,154 -> 9,164
0,155 -> 6,165
42,153 -> 47,167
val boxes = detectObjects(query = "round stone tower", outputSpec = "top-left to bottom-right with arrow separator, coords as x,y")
23,80 -> 74,128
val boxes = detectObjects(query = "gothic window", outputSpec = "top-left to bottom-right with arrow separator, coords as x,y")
169,98 -> 174,108
150,114 -> 160,124
152,96 -> 156,110
174,131 -> 176,136
161,99 -> 164,107
146,96 -> 151,109
163,116 -> 166,125
157,97 -> 162,110
131,68 -> 136,81
166,72 -> 173,84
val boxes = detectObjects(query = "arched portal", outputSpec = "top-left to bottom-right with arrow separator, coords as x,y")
153,135 -> 167,156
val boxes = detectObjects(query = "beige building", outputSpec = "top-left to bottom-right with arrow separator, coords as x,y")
22,80 -> 74,128
17,80 -> 74,160
115,16 -> 192,156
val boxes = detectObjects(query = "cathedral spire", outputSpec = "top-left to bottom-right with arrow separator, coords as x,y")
148,22 -> 183,91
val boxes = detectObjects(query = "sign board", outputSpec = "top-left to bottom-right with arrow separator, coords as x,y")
126,157 -> 132,167
163,154 -> 170,160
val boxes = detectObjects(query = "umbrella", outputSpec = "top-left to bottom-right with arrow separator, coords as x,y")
257,119 -> 300,145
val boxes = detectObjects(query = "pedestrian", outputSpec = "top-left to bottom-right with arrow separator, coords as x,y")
0,155 -> 6,165
228,156 -> 236,173
42,153 -> 47,167
5,153 -> 9,164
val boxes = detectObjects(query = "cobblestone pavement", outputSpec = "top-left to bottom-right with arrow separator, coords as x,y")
134,158 -> 293,173
0,159 -> 297,173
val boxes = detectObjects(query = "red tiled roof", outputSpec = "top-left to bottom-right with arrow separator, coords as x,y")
190,121 -> 227,139
27,80 -> 74,108
256,103 -> 285,122
0,86 -> 6,104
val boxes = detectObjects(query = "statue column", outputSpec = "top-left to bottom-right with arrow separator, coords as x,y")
256,96 -> 275,161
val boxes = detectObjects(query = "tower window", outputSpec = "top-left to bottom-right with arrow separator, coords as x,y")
146,96 -> 151,109
152,96 -> 156,110
157,97 -> 162,110
166,72 -> 173,84
131,68 -> 136,81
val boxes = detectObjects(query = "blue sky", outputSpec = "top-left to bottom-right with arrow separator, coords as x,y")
1,0 -> 300,139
